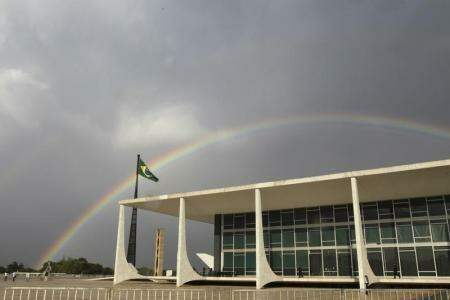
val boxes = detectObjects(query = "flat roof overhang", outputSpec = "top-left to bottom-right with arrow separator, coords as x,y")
119,159 -> 450,224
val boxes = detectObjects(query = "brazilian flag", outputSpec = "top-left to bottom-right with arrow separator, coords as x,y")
138,157 -> 159,182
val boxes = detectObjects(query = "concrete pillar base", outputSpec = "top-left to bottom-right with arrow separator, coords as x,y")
176,198 -> 203,287
351,178 -> 378,289
113,205 -> 146,285
255,189 -> 282,289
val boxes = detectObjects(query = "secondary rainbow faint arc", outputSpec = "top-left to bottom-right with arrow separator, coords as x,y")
34,113 -> 450,268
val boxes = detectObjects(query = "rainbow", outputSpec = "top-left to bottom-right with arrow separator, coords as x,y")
34,113 -> 450,268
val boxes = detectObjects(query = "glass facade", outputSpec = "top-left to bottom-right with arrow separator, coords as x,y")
220,195 -> 450,277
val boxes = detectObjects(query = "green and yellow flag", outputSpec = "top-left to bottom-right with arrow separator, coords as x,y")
137,157 -> 159,182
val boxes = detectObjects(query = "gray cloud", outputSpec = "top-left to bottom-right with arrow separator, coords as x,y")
1,0 -> 450,269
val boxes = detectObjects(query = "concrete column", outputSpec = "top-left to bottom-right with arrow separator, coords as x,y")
176,197 -> 202,287
255,188 -> 280,289
113,205 -> 144,285
351,177 -> 377,290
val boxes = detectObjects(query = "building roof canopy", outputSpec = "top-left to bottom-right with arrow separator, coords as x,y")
119,159 -> 450,223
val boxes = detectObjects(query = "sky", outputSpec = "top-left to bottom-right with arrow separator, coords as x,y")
1,0 -> 450,270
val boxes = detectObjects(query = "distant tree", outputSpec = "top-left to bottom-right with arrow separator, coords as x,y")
39,257 -> 113,275
6,262 -> 23,273
8,258 -> 111,275
137,266 -> 153,276
0,266 -> 5,273
3,262 -> 35,273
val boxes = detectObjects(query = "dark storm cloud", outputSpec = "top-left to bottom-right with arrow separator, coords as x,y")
1,0 -> 450,269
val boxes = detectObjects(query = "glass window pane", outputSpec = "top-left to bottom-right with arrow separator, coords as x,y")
365,224 -> 380,244
334,206 -> 348,223
351,249 -> 358,276
413,221 -> 431,242
338,252 -> 352,276
445,195 -> 450,214
223,214 -> 233,229
234,253 -> 244,267
309,250 -> 322,276
223,252 -> 233,271
336,226 -> 350,246
428,197 -> 445,216
296,250 -> 309,275
435,248 -> 450,276
246,231 -> 255,248
295,228 -> 307,246
431,221 -> 450,242
394,201 -> 410,219
223,232 -> 233,249
396,222 -> 413,243
307,208 -> 320,224
234,233 -> 244,249
234,214 -> 245,229
320,206 -> 334,223
269,210 -> 281,226
321,226 -> 335,246
416,246 -> 435,272
282,229 -> 294,248
234,252 -> 245,275
380,222 -> 396,243
245,213 -> 255,228
281,209 -> 294,226
269,229 -> 281,248
262,212 -> 269,227
308,227 -> 321,247
323,249 -> 337,275
269,251 -> 282,273
283,251 -> 296,275
378,200 -> 394,219
399,250 -> 418,276
410,198 -> 427,217
363,203 -> 378,221
348,205 -> 354,221
367,249 -> 383,276
294,208 -> 306,224
263,230 -> 269,248
246,252 -> 256,272
382,247 -> 399,275
349,225 -> 356,244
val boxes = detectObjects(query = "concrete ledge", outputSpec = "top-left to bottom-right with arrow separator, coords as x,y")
377,277 -> 450,284
115,273 -> 450,286
202,276 -> 256,282
170,276 -> 450,285
147,276 -> 177,281
281,276 -> 358,283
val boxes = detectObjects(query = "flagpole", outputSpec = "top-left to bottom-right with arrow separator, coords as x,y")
126,154 -> 140,266
134,154 -> 140,199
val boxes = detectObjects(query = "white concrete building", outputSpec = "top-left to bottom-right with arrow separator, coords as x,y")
114,159 -> 450,289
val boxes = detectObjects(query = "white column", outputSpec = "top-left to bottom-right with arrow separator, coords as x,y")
113,205 -> 144,285
351,177 -> 377,290
255,188 -> 280,289
176,197 -> 202,287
